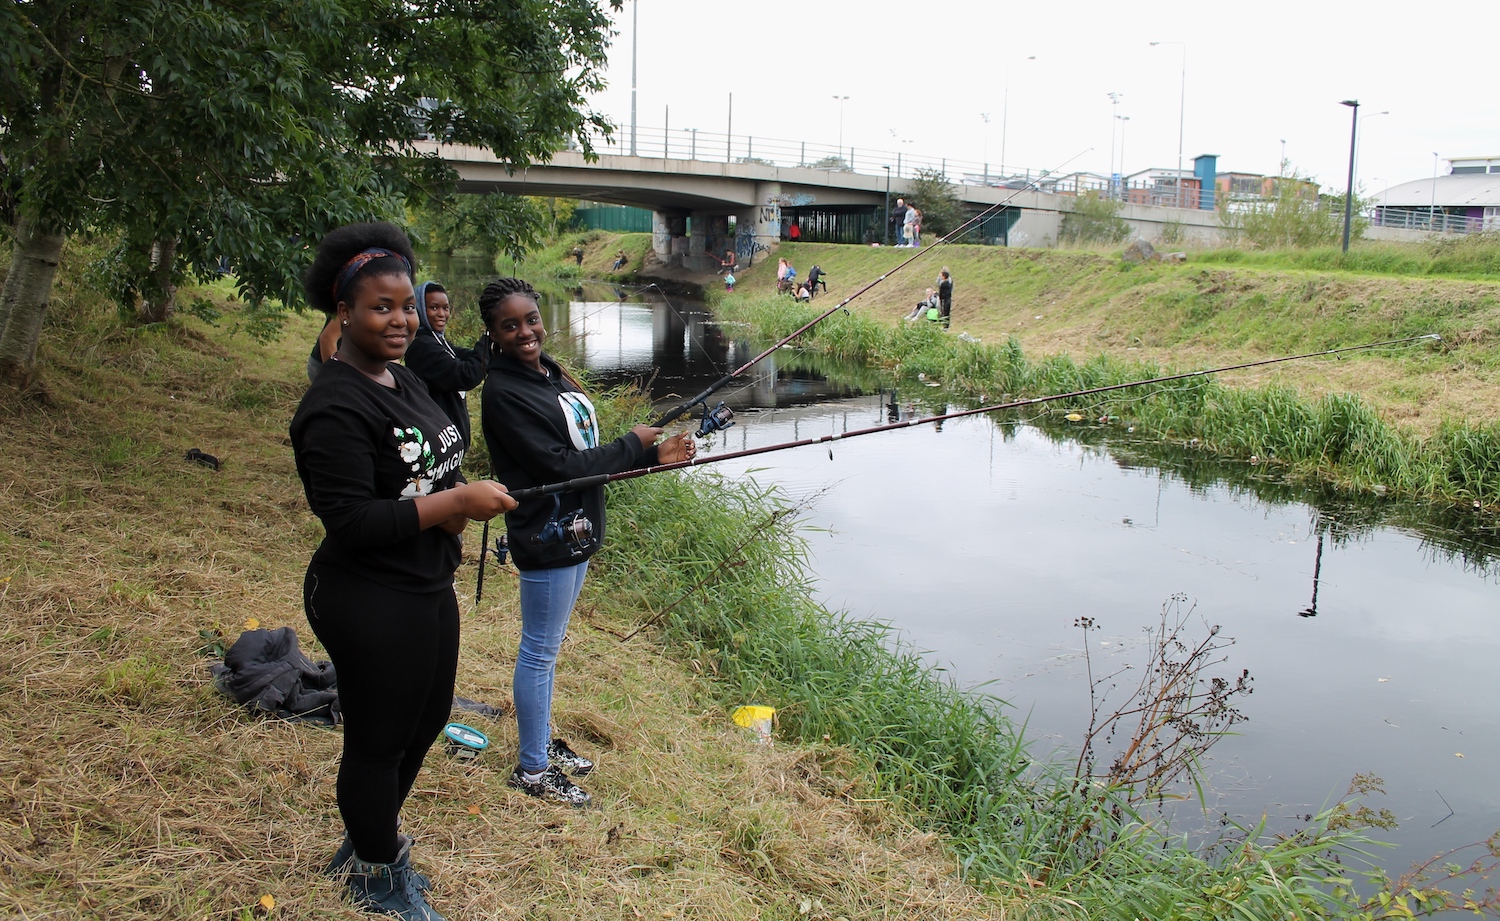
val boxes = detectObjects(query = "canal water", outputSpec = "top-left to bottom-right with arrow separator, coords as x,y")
432,263 -> 1500,878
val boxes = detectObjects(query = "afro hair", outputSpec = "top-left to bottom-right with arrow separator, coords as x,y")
303,221 -> 416,315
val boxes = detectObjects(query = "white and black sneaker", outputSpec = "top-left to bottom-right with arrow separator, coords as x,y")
508,765 -> 592,808
547,738 -> 595,776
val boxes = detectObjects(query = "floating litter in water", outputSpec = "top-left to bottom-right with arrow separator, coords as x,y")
1065,413 -> 1084,422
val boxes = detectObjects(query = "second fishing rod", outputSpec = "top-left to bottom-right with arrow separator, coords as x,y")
649,148 -> 1094,434
506,334 -> 1441,504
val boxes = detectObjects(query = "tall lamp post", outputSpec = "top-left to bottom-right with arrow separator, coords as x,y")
1150,41 -> 1187,206
1354,109 -> 1388,188
1107,92 -> 1122,196
629,0 -> 638,156
999,56 -> 1036,179
883,165 -> 892,245
1339,99 -> 1359,253
1116,115 -> 1131,181
832,95 -> 850,166
1431,152 -> 1441,230
980,112 -> 991,184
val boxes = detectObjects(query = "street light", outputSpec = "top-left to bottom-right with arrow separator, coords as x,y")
1150,41 -> 1187,206
883,165 -> 892,245
1279,139 -> 1287,176
1354,110 -> 1388,191
1116,115 -> 1131,180
1107,92 -> 1123,196
1431,152 -> 1441,230
980,112 -> 991,184
629,0 -> 638,156
832,95 -> 850,166
999,56 -> 1035,178
1339,99 -> 1358,253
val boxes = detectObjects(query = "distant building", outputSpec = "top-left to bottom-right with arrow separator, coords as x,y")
1374,156 -> 1500,233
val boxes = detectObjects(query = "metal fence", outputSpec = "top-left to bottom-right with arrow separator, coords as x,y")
1372,209 -> 1498,235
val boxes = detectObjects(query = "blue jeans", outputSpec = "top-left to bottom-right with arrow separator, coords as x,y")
515,560 -> 589,773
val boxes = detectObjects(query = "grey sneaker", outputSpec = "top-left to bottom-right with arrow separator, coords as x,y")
345,837 -> 444,920
547,738 -> 594,776
508,765 -> 592,807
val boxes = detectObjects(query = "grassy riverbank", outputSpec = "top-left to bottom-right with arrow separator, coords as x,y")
695,238 -> 1500,511
2,244 -> 1490,920
743,238 -> 1500,435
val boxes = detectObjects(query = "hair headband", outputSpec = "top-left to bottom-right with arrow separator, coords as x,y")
331,248 -> 412,305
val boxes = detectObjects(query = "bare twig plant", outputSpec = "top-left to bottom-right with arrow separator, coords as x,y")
1074,594 -> 1253,804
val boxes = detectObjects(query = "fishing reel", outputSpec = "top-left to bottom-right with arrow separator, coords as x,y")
695,401 -> 735,439
531,495 -> 594,556
491,533 -> 509,566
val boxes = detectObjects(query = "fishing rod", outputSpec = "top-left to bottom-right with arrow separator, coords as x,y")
647,148 -> 1095,433
507,334 -> 1440,502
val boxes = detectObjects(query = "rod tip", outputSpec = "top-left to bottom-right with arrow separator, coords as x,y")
1427,334 -> 1442,341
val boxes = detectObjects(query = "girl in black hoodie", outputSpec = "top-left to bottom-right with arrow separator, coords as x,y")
289,222 -> 515,919
403,281 -> 488,450
479,277 -> 694,807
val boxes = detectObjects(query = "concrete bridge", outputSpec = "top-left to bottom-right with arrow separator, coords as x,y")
414,140 -> 1223,270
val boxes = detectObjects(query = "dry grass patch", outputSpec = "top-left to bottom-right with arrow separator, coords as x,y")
0,251 -> 1012,920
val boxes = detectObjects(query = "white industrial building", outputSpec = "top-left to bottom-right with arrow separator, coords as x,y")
1373,156 -> 1500,234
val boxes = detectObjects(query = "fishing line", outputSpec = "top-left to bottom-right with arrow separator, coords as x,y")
648,147 -> 1096,429
505,334 -> 1440,501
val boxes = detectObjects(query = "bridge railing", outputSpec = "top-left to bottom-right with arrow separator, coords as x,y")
577,125 -> 1049,191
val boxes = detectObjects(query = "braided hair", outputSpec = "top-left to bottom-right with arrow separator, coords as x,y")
478,277 -> 539,329
303,222 -> 416,315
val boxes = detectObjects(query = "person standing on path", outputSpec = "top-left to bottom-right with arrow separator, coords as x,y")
937,268 -> 953,328
891,198 -> 908,246
479,277 -> 694,808
290,221 -> 515,920
906,207 -> 922,248
404,281 -> 488,450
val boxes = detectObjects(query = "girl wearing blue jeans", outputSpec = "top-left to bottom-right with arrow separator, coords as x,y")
478,277 -> 694,806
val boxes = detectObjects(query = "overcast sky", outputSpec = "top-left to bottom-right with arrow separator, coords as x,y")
584,0 -> 1498,195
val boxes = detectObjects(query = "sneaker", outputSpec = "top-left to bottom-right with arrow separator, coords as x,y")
547,738 -> 594,776
345,837 -> 445,920
508,765 -> 592,807
329,834 -> 430,892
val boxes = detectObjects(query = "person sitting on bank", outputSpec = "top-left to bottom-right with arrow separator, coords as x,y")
611,249 -> 627,272
904,288 -> 940,321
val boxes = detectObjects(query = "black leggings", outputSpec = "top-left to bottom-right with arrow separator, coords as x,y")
303,563 -> 459,864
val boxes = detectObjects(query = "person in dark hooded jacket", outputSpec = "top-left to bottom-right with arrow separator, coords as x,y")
478,276 -> 694,808
402,281 -> 489,450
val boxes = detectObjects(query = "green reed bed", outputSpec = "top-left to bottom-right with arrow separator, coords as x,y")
715,294 -> 1500,510
587,455 -> 1437,919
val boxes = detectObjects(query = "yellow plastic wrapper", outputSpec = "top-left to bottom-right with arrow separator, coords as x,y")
731,705 -> 776,742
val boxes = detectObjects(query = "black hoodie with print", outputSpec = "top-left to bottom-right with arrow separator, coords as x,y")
290,359 -> 467,592
481,349 -> 658,570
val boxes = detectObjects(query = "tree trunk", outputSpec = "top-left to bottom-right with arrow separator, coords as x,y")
138,237 -> 179,323
0,215 -> 67,387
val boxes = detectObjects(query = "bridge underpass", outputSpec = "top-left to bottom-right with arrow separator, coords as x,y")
416,141 -> 1222,269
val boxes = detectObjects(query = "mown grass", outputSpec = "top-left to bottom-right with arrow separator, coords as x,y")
713,292 -> 1500,511
1193,234 -> 1500,279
